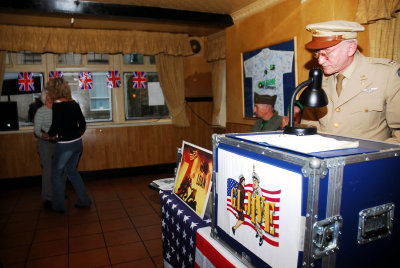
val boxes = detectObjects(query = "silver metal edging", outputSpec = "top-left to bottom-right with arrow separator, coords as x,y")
211,134 -> 220,231
344,148 -> 400,165
322,157 -> 346,268
302,163 -> 322,267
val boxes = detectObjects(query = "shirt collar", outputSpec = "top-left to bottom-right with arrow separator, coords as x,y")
337,51 -> 359,79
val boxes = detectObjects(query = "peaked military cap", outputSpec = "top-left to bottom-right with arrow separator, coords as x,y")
254,93 -> 277,106
305,20 -> 365,50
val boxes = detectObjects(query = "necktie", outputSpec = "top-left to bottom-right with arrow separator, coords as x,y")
336,73 -> 345,96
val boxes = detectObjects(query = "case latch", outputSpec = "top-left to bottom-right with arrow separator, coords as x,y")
357,203 -> 395,245
312,215 -> 343,259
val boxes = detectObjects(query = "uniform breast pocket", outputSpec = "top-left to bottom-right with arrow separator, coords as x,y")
358,96 -> 385,129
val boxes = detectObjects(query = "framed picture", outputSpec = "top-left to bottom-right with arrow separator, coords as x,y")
173,141 -> 213,219
242,38 -> 297,118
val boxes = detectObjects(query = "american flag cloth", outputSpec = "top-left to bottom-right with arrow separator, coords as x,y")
132,71 -> 146,89
79,72 -> 93,90
160,190 -> 211,268
195,226 -> 247,268
226,177 -> 281,247
106,70 -> 121,88
48,71 -> 63,81
18,72 -> 35,92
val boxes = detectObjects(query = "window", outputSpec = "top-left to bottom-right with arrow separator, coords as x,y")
0,72 -> 44,126
90,73 -> 111,111
123,72 -> 169,120
58,53 -> 82,65
123,53 -> 144,65
61,72 -> 112,122
17,51 -> 42,65
149,55 -> 156,65
2,51 -> 168,130
87,52 -> 109,64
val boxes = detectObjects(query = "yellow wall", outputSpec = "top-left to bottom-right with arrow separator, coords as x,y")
225,0 -> 368,127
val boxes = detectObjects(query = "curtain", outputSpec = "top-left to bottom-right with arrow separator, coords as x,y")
155,53 -> 189,127
210,60 -> 226,127
206,31 -> 226,127
356,0 -> 400,61
0,51 -> 5,96
0,25 -> 193,56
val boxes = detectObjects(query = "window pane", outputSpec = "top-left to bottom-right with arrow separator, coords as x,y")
0,72 -> 44,126
5,53 -> 10,65
87,52 -> 109,64
58,53 -> 82,65
123,72 -> 169,120
17,51 -> 42,65
123,53 -> 144,65
149,55 -> 156,65
89,74 -> 111,111
62,72 -> 112,122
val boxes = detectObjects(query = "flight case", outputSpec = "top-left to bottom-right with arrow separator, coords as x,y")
210,132 -> 400,267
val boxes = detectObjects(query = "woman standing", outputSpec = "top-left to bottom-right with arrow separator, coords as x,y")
45,78 -> 91,212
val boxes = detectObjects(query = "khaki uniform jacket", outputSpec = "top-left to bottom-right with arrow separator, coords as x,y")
302,52 -> 400,143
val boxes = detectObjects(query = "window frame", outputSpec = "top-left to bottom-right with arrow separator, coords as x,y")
1,52 -> 171,132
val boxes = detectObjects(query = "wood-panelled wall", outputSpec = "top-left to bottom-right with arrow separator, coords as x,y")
0,101 -> 221,179
225,0 -> 368,126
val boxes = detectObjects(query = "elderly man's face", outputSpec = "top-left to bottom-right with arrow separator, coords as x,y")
253,103 -> 271,119
316,41 -> 356,75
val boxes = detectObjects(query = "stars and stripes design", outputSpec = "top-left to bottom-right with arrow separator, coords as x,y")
79,72 -> 93,90
18,72 -> 35,92
227,177 -> 281,247
48,71 -> 63,81
132,71 -> 146,89
160,190 -> 211,268
106,70 -> 121,88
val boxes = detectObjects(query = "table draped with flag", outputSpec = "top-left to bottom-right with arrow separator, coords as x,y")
160,190 -> 211,268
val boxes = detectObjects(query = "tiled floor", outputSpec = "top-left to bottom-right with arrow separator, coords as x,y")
0,171 -> 173,267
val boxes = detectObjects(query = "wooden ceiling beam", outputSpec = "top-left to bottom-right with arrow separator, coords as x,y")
0,0 -> 234,28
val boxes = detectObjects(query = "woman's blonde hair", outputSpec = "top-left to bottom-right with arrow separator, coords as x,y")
46,78 -> 72,101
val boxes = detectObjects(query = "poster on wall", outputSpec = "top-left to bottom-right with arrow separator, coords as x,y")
173,141 -> 213,219
242,38 -> 296,118
216,148 -> 303,267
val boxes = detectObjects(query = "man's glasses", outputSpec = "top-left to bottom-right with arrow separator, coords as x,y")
313,41 -> 346,60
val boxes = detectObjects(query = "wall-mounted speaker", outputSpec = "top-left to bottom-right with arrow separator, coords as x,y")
190,39 -> 202,54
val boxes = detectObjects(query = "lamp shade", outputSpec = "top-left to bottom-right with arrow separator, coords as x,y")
299,68 -> 328,107
283,68 -> 328,135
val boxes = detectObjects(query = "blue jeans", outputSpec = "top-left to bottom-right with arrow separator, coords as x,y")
51,139 -> 91,212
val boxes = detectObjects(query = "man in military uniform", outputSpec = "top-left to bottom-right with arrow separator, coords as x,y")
251,93 -> 282,132
302,20 -> 400,143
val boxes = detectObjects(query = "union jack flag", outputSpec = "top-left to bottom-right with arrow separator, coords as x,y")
18,72 -> 35,92
106,70 -> 121,88
79,72 -> 93,90
48,71 -> 63,81
132,71 -> 146,89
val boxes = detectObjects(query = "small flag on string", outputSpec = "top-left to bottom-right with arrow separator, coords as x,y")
18,72 -> 35,92
106,70 -> 121,88
132,71 -> 146,89
49,71 -> 63,81
79,72 -> 93,90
